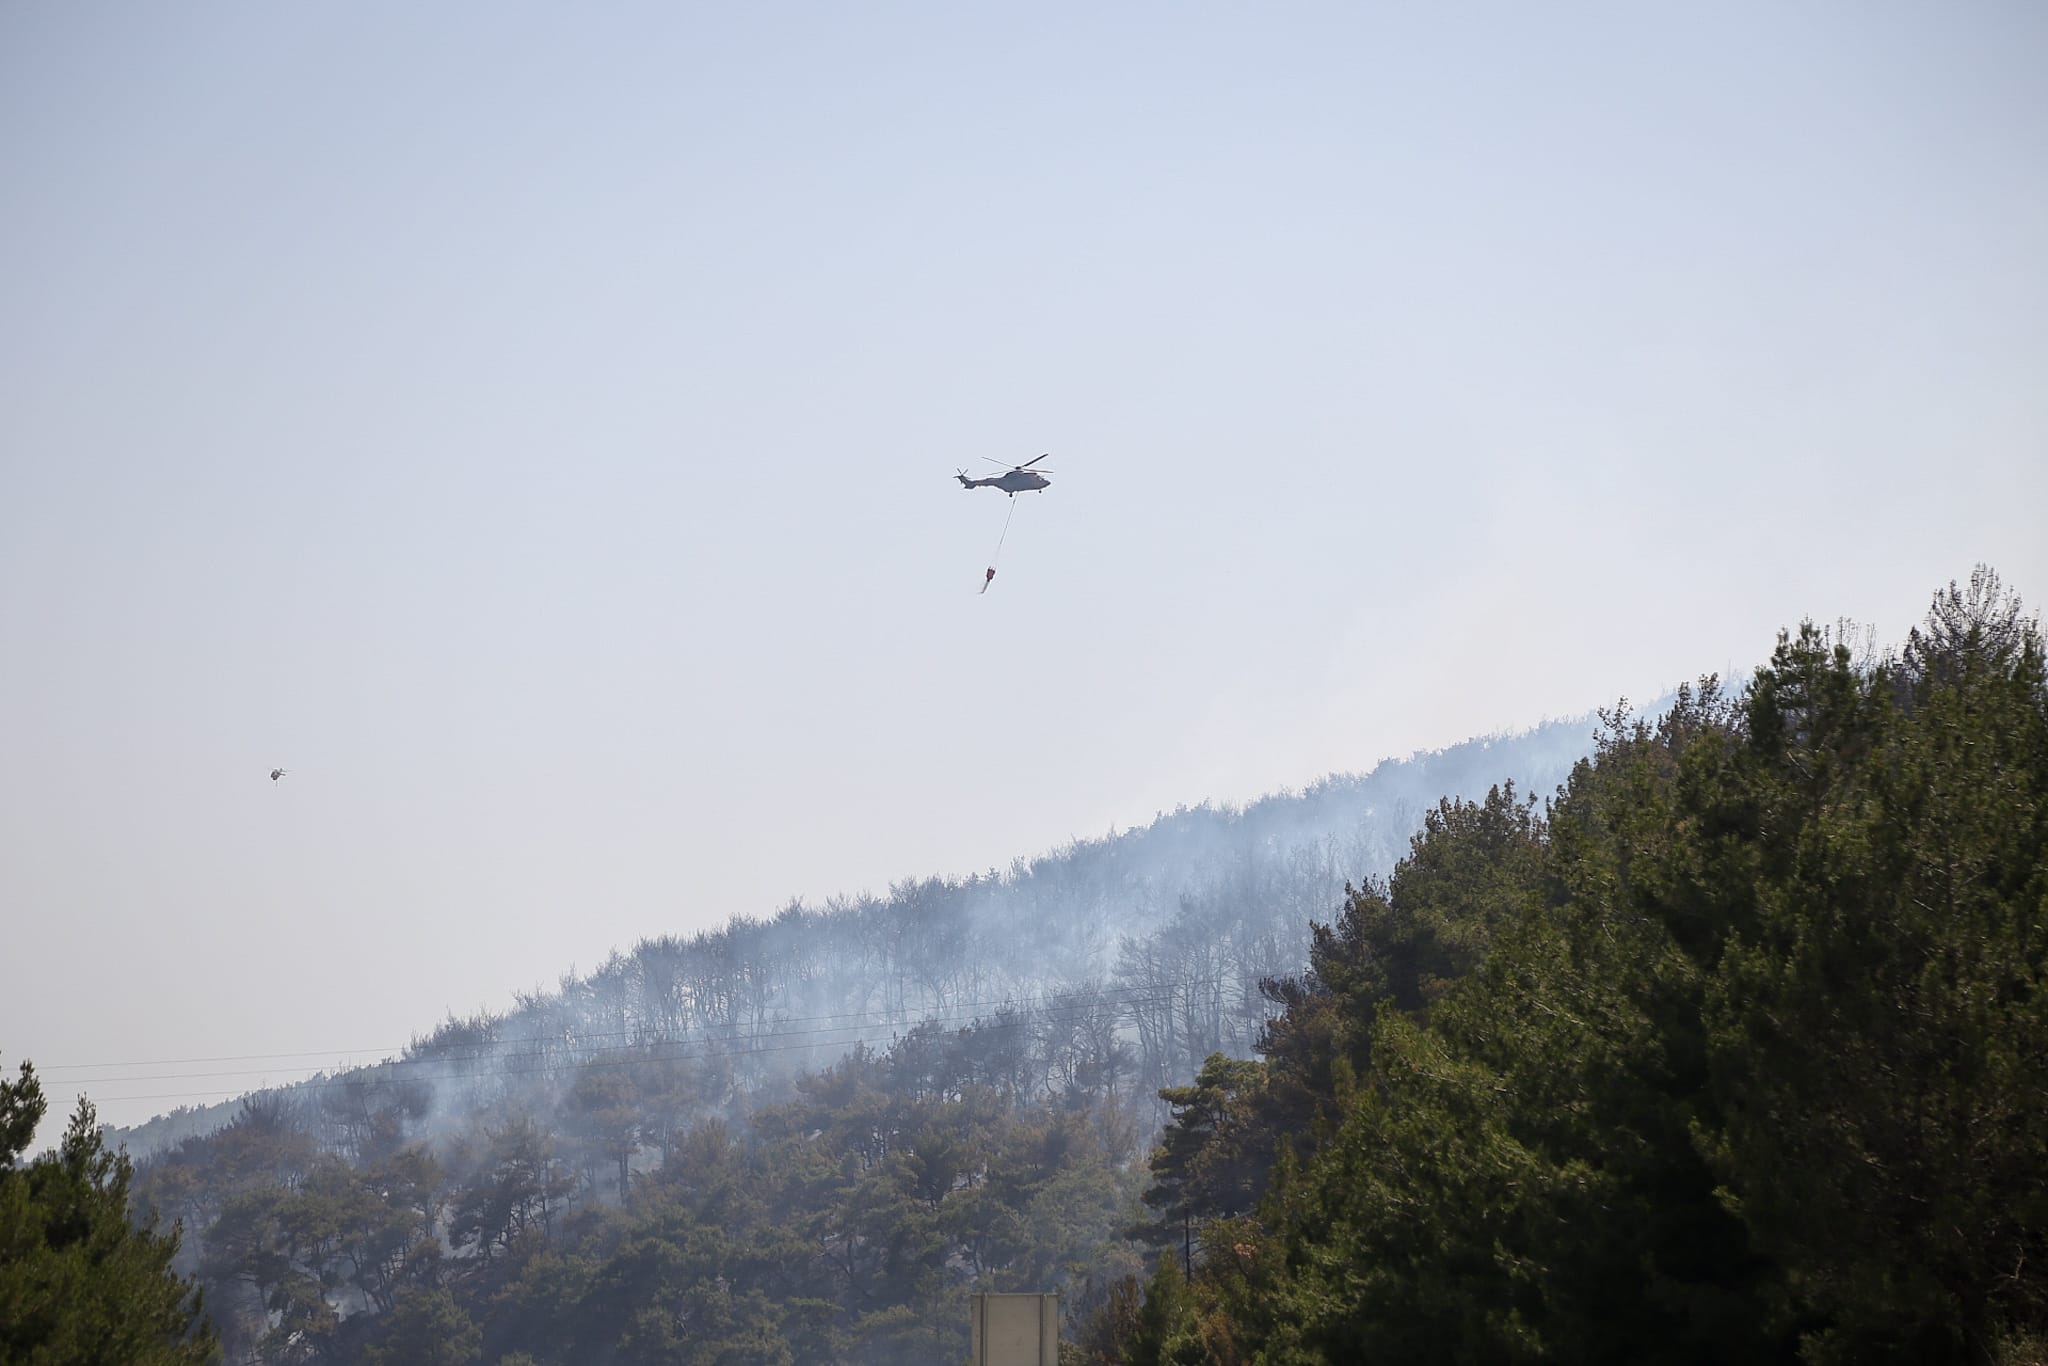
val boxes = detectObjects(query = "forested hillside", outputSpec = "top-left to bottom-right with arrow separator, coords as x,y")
1093,569 -> 2048,1366
115,715 -> 1594,1163
108,715 -> 1593,1361
86,572 -> 2046,1365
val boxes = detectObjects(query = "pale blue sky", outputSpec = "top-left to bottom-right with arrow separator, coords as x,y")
4,2 -> 2044,1138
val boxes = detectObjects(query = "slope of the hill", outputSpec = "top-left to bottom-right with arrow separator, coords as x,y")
110,711 -> 1605,1161
114,706 -> 1637,1363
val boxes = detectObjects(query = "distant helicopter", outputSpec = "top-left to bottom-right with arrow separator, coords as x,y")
956,454 -> 1052,496
269,768 -> 288,782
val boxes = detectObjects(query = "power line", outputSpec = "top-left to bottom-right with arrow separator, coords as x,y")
85,1001 -> 1162,1107
76,974 -> 1280,1109
43,972 -> 1272,1079
41,1046 -> 421,1073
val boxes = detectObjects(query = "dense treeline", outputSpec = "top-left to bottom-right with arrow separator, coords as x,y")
1090,570 -> 2048,1366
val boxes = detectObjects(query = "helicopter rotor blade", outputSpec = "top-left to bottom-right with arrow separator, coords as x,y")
979,457 -> 1014,468
1020,453 -> 1051,468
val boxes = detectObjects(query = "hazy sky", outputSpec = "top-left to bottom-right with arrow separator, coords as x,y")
4,2 -> 2044,1142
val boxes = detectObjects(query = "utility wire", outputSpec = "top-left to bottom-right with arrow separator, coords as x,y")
74,974 -> 1279,1108
41,973 -> 1263,1078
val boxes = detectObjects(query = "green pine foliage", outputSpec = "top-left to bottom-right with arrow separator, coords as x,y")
1107,569 -> 2048,1366
0,1059 -> 219,1364
1703,575 -> 2048,1362
1123,1253 -> 1206,1366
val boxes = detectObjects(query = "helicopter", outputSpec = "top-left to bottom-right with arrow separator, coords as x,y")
956,453 -> 1052,496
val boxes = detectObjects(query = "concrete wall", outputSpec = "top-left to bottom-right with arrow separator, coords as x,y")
970,1292 -> 1058,1366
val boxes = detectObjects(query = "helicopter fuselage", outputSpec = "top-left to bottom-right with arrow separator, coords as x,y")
958,470 -> 1050,494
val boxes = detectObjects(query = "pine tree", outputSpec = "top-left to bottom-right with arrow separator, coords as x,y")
0,1058 -> 219,1363
1123,1253 -> 1206,1366
1705,578 -> 2048,1362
